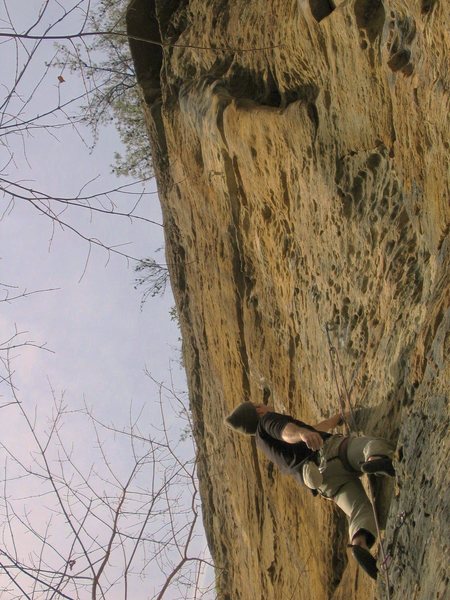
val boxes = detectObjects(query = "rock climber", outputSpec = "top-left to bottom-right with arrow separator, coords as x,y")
225,401 -> 395,580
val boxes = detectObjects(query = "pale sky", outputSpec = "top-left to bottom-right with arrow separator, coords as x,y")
0,2 -> 214,598
0,0 -> 184,451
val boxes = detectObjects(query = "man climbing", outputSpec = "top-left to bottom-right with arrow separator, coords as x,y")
225,401 -> 395,580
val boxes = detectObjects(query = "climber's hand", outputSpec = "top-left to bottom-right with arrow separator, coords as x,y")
299,429 -> 324,451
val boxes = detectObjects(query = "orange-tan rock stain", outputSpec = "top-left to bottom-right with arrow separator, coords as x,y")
128,0 -> 449,598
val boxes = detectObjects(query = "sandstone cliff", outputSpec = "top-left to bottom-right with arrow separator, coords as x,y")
127,1 -> 449,598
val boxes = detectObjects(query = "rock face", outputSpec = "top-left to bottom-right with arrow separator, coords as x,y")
127,1 -> 449,598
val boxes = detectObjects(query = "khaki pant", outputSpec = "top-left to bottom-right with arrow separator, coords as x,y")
316,435 -> 394,544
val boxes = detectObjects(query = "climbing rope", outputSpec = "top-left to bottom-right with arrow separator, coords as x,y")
325,322 -> 392,600
367,476 -> 392,599
324,323 -> 358,433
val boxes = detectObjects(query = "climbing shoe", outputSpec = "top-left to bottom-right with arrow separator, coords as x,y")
361,456 -> 395,477
349,545 -> 378,580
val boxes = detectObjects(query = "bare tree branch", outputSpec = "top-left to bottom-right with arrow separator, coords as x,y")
0,2 -> 215,597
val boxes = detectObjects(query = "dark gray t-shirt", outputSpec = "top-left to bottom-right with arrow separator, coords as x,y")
255,411 -> 331,484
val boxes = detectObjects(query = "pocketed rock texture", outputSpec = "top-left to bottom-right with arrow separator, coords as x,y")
127,1 -> 449,598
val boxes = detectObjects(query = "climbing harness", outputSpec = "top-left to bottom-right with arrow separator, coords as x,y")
325,322 -> 392,600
